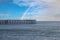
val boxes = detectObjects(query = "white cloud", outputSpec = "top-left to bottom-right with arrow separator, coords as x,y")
13,0 -> 34,6
14,0 -> 60,21
0,14 -> 10,16
27,0 -> 60,21
20,0 -> 49,20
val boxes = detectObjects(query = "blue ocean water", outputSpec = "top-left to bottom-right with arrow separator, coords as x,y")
0,21 -> 60,40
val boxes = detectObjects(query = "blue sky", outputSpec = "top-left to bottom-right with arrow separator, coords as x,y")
0,0 -> 60,21
0,0 -> 48,20
0,0 -> 29,19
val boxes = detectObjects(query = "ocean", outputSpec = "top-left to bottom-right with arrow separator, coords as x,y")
0,21 -> 60,40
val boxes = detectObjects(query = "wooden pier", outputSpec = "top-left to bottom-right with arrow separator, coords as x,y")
0,20 -> 36,24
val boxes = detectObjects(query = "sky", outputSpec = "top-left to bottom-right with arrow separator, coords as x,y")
0,0 -> 60,21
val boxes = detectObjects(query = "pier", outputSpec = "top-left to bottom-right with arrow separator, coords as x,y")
0,20 -> 36,24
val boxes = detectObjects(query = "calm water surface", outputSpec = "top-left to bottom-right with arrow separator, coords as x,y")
0,21 -> 60,40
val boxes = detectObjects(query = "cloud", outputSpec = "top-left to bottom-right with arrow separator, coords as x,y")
14,0 -> 60,21
0,14 -> 10,16
20,0 -> 49,20
45,0 -> 60,21
24,0 -> 60,21
13,0 -> 34,6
